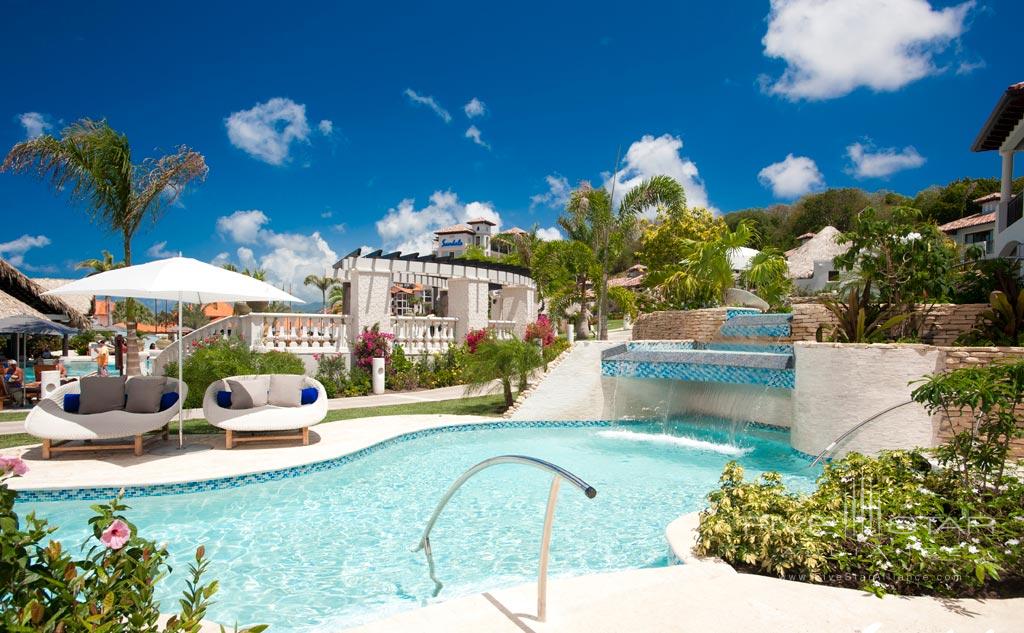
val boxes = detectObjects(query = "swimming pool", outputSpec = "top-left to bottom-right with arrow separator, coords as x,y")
14,419 -> 819,631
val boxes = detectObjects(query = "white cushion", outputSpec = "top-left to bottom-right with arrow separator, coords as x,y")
227,377 -> 269,409
268,374 -> 303,407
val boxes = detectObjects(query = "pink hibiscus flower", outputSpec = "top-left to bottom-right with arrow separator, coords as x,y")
0,456 -> 27,477
100,519 -> 132,550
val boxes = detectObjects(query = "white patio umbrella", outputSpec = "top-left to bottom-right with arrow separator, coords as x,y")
42,256 -> 304,447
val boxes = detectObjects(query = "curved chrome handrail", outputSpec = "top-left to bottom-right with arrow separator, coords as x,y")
414,454 -> 597,622
809,400 -> 915,467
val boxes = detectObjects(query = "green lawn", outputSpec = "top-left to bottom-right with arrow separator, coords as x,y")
607,318 -> 624,331
0,393 -> 507,450
0,411 -> 29,422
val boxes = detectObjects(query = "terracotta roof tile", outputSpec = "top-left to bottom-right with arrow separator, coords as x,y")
434,224 -> 475,235
938,212 -> 996,233
972,192 -> 1001,204
465,217 -> 496,225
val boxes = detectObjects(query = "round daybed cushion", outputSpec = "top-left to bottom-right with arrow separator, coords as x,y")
202,375 -> 328,433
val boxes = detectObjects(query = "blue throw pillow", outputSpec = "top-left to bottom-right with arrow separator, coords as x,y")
216,390 -> 232,408
159,392 -> 179,412
300,386 -> 318,405
64,393 -> 81,413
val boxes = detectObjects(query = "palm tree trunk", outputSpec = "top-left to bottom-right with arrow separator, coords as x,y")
502,377 -> 514,408
123,236 -> 142,376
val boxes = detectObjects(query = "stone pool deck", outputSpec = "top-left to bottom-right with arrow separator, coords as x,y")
2,414 -> 498,490
348,513 -> 1022,633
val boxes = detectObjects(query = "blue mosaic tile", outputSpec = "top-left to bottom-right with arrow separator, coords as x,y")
13,420 -> 630,503
725,308 -> 760,320
718,322 -> 792,338
602,359 -> 795,389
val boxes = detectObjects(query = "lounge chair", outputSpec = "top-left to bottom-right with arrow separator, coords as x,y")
25,377 -> 187,459
202,374 -> 327,449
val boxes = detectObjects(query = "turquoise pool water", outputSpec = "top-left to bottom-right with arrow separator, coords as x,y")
14,420 -> 819,632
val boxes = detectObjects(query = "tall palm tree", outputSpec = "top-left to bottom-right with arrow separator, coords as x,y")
564,175 -> 685,339
3,119 -> 208,375
327,284 -> 346,314
655,221 -> 754,307
75,249 -> 124,326
304,274 -> 337,313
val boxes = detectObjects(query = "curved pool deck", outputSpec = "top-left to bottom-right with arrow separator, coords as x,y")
6,417 -> 1021,632
2,414 -> 501,492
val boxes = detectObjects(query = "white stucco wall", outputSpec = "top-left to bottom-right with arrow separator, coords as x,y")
348,269 -> 392,340
448,276 -> 490,342
499,284 -> 536,338
792,342 -> 941,458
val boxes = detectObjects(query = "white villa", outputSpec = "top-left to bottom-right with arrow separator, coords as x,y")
153,249 -> 537,374
972,80 -> 1024,259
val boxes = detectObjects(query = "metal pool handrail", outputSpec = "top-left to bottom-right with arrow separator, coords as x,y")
414,454 -> 597,622
809,400 -> 915,467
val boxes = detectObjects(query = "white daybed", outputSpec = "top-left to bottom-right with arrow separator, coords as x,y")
25,377 -> 187,459
202,375 -> 328,449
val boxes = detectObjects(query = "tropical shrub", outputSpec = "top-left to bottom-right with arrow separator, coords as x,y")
606,286 -> 638,321
833,206 -> 957,338
353,324 -> 393,369
0,459 -> 264,632
912,360 -> 1024,492
165,336 -> 303,407
416,344 -> 467,389
646,221 -> 753,309
313,353 -> 349,398
388,344 -> 419,391
69,329 -> 113,355
698,362 -> 1024,598
696,453 -> 1024,598
816,282 -> 908,343
956,290 -> 1024,347
952,256 -> 1020,305
462,337 -> 542,407
739,248 -> 792,311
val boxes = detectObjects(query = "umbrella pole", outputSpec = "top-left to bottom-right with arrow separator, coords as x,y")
178,294 -> 184,448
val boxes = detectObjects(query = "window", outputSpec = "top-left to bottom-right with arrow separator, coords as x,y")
965,229 -> 993,254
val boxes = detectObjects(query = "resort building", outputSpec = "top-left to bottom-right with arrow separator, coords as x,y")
785,226 -> 849,292
431,219 -> 528,258
939,203 -> 997,257
971,80 -> 1024,259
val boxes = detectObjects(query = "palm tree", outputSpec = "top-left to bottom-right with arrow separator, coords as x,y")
304,274 -> 337,313
327,284 -> 346,313
564,176 -> 685,340
463,337 -> 542,408
654,221 -> 754,307
76,250 -> 124,325
3,119 -> 207,375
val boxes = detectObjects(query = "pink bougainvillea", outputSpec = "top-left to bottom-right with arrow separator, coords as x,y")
525,314 -> 555,347
100,519 -> 132,550
353,324 -> 394,368
465,328 -> 489,353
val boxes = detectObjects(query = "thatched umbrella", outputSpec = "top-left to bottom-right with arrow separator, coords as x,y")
785,226 -> 850,280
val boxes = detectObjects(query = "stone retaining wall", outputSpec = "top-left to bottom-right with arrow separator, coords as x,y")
935,346 -> 1024,455
633,302 -> 987,345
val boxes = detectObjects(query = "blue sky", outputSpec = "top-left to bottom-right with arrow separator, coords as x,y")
1,0 -> 1020,298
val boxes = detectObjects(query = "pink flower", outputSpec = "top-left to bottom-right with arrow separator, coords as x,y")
100,519 -> 132,550
0,456 -> 27,476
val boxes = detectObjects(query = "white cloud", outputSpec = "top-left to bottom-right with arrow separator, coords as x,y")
536,227 -> 563,241
225,97 -> 311,165
604,134 -> 711,218
216,210 -> 269,243
331,223 -> 347,233
757,154 -> 825,199
320,210 -> 333,218
403,89 -> 451,123
145,241 -> 175,259
210,252 -> 230,267
762,0 -> 975,101
18,112 -> 52,138
465,125 -> 490,149
0,234 -> 51,267
845,142 -> 926,179
464,97 -> 486,118
530,174 -> 571,210
211,213 -> 338,301
318,119 -> 333,135
375,190 -> 502,253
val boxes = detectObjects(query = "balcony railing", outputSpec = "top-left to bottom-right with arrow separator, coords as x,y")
1008,191 -> 1023,228
394,316 -> 457,355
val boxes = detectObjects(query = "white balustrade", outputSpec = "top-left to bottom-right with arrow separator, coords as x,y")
488,319 -> 516,340
248,313 -> 349,352
152,315 -> 241,375
394,316 -> 457,355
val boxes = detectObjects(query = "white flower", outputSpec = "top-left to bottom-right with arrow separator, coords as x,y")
1006,539 -> 1020,546
898,232 -> 922,244
968,545 -> 979,554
